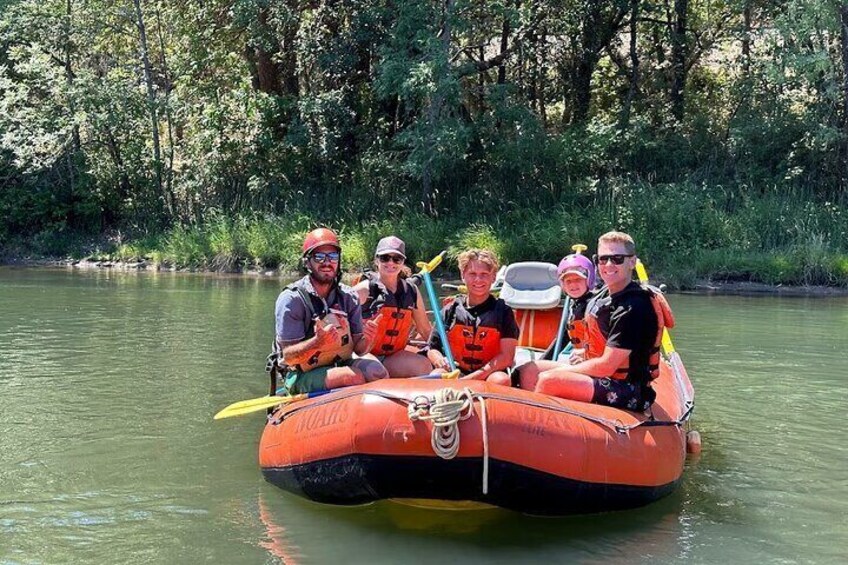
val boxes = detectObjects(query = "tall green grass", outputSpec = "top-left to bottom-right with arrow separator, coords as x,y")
10,180 -> 847,288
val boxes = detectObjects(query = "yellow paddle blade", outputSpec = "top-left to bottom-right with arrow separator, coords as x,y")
661,330 -> 675,354
441,369 -> 460,380
213,393 -> 307,420
634,259 -> 676,355
635,260 -> 649,284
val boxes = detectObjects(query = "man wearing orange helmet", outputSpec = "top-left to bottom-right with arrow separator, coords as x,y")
272,228 -> 388,394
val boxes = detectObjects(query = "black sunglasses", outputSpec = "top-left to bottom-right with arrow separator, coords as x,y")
596,254 -> 634,265
377,254 -> 404,264
311,251 -> 340,263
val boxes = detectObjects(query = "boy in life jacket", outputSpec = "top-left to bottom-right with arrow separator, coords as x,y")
519,231 -> 672,412
273,228 -> 388,395
353,235 -> 434,378
427,249 -> 519,385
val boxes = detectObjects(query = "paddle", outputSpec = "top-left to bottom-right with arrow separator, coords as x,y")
552,244 -> 589,360
635,260 -> 696,403
416,251 -> 457,372
551,296 -> 572,361
635,259 -> 675,355
214,369 -> 461,420
214,389 -> 332,420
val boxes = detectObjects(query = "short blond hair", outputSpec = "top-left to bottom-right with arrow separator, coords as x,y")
457,249 -> 499,273
598,231 -> 636,255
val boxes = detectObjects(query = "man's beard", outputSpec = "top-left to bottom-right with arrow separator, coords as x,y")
310,268 -> 337,285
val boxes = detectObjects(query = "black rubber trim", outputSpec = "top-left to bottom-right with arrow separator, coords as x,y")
262,454 -> 678,516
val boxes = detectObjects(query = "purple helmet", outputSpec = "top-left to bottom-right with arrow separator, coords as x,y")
557,253 -> 596,289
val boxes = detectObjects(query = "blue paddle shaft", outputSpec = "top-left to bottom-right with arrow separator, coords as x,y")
553,296 -> 572,360
420,270 -> 457,371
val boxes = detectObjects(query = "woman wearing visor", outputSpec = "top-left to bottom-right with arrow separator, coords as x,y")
353,236 -> 434,378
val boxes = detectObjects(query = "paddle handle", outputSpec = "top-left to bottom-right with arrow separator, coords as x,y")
552,296 -> 572,360
416,251 -> 456,372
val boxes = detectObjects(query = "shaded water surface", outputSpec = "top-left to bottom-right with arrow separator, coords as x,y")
1,268 -> 846,564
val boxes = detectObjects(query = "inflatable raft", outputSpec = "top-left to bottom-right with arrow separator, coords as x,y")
259,262 -> 696,515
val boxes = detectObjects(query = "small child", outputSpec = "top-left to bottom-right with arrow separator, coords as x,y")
545,251 -> 597,364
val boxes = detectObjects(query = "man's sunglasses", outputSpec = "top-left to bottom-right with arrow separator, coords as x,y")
596,254 -> 634,265
377,254 -> 404,264
310,251 -> 340,263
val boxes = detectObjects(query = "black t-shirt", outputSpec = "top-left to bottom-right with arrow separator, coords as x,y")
428,295 -> 520,354
590,282 -> 658,383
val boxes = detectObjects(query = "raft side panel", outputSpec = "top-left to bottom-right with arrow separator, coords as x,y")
262,454 -> 679,516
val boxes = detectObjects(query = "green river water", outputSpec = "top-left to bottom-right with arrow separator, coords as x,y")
1,267 -> 846,564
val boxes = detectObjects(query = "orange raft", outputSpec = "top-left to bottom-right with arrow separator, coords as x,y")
258,352 -> 695,515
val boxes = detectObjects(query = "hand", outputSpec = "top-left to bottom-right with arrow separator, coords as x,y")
432,354 -> 451,371
461,370 -> 485,380
362,313 -> 382,343
314,318 -> 339,348
568,349 -> 585,365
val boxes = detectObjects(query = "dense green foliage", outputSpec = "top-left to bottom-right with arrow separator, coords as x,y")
56,182 -> 841,287
2,1 -> 847,285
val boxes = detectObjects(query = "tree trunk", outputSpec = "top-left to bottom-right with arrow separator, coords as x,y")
478,44 -> 485,111
670,0 -> 688,121
742,1 -> 752,75
620,0 -> 640,130
538,24 -> 547,127
570,4 -> 625,123
132,0 -> 166,219
63,0 -> 78,227
421,0 -> 454,216
155,1 -> 177,221
571,4 -> 603,123
572,57 -> 595,122
840,4 -> 848,189
65,0 -> 80,154
498,17 -> 509,85
104,129 -> 132,226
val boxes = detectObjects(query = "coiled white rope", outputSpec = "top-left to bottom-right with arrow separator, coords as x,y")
408,387 -> 490,494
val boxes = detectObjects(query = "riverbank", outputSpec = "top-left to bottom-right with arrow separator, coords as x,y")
4,256 -> 847,296
2,202 -> 847,290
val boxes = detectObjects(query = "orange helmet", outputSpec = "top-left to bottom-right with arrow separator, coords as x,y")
302,228 -> 341,256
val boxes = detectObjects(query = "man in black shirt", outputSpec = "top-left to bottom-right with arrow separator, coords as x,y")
519,231 -> 659,411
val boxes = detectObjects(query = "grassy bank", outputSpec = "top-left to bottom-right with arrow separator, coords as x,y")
3,182 -> 847,288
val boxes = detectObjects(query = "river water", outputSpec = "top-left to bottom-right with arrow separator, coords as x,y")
1,267 -> 846,564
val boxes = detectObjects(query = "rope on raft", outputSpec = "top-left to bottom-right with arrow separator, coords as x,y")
407,388 -> 490,494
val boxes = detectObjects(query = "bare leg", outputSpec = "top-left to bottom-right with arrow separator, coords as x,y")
484,371 -> 511,386
324,366 -> 367,389
381,350 -> 433,378
535,366 -> 595,401
515,360 -> 566,390
350,354 -> 389,382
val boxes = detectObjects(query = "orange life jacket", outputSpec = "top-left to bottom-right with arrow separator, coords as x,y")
565,293 -> 592,349
567,317 -> 589,349
584,284 -> 675,381
284,281 -> 355,372
362,275 -> 418,356
443,297 -> 505,373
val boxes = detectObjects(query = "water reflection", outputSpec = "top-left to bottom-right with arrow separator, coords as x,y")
249,485 -> 689,563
